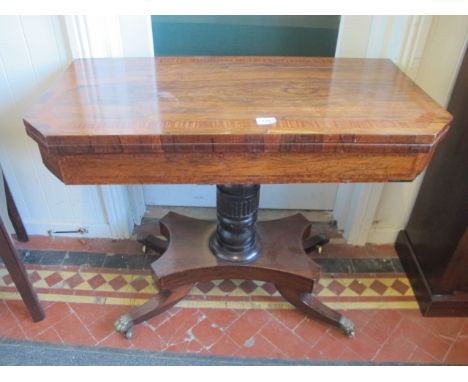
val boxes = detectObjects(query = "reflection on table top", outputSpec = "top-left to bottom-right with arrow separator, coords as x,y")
24,57 -> 452,154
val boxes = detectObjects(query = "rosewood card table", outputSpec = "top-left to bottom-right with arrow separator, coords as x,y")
23,57 -> 452,338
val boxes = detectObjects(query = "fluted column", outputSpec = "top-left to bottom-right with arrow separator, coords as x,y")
209,184 -> 261,263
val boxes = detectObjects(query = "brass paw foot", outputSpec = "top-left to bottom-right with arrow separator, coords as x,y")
339,316 -> 356,337
114,314 -> 134,339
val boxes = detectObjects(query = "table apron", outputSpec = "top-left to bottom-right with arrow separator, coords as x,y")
39,149 -> 433,185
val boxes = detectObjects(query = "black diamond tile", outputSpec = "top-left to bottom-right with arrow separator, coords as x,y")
102,254 -> 130,269
314,258 -> 355,273
142,255 -> 158,269
38,251 -> 66,265
85,253 -> 107,268
140,217 -> 159,225
391,258 -> 405,272
351,258 -> 395,273
20,250 -> 43,264
126,255 -> 147,270
63,252 -> 91,266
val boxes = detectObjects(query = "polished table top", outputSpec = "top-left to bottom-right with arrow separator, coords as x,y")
24,57 -> 452,185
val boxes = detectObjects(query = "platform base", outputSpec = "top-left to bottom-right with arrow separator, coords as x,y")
115,212 -> 355,338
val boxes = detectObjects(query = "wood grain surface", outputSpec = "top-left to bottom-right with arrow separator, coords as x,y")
23,57 -> 452,184
40,151 -> 433,184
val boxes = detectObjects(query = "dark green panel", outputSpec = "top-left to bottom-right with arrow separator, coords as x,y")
151,16 -> 340,57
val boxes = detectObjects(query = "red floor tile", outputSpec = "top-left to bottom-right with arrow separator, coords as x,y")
165,338 -> 204,354
444,338 -> 468,365
154,309 -> 202,346
144,310 -> 173,331
341,309 -> 376,329
294,317 -> 331,346
71,303 -> 113,327
364,244 -> 399,258
268,309 -> 306,331
315,243 -> 399,259
225,310 -> 269,347
233,333 -> 280,359
392,318 -> 452,362
460,319 -> 468,337
339,346 -> 366,362
6,300 -> 72,340
407,315 -> 467,342
129,323 -> 167,351
98,331 -> 133,349
87,316 -> 119,343
203,309 -> 239,332
0,303 -> 27,340
191,316 -> 224,349
14,236 -> 143,255
306,332 -> 346,360
53,313 -> 97,346
34,326 -> 63,344
0,321 -> 27,340
329,325 -> 383,361
209,334 -> 241,357
407,346 -> 440,364
372,335 -> 416,363
361,309 -> 403,344
259,318 -> 311,359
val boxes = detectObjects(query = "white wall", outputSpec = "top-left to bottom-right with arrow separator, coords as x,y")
0,16 -> 120,237
367,16 -> 468,244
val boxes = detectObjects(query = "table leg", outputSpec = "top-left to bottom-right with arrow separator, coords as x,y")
276,285 -> 355,337
115,283 -> 193,338
3,175 -> 28,242
0,218 -> 44,322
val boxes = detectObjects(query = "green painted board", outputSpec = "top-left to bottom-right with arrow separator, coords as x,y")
151,16 -> 340,57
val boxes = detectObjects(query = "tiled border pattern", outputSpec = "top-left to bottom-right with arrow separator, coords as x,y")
0,250 -> 416,313
0,265 -> 417,310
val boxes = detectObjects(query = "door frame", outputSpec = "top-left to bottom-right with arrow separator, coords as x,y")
64,15 -> 433,244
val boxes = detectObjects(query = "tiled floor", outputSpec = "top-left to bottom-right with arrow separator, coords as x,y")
1,235 -> 467,365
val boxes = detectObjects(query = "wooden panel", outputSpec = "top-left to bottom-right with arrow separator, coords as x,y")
404,47 -> 468,292
396,46 -> 468,316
